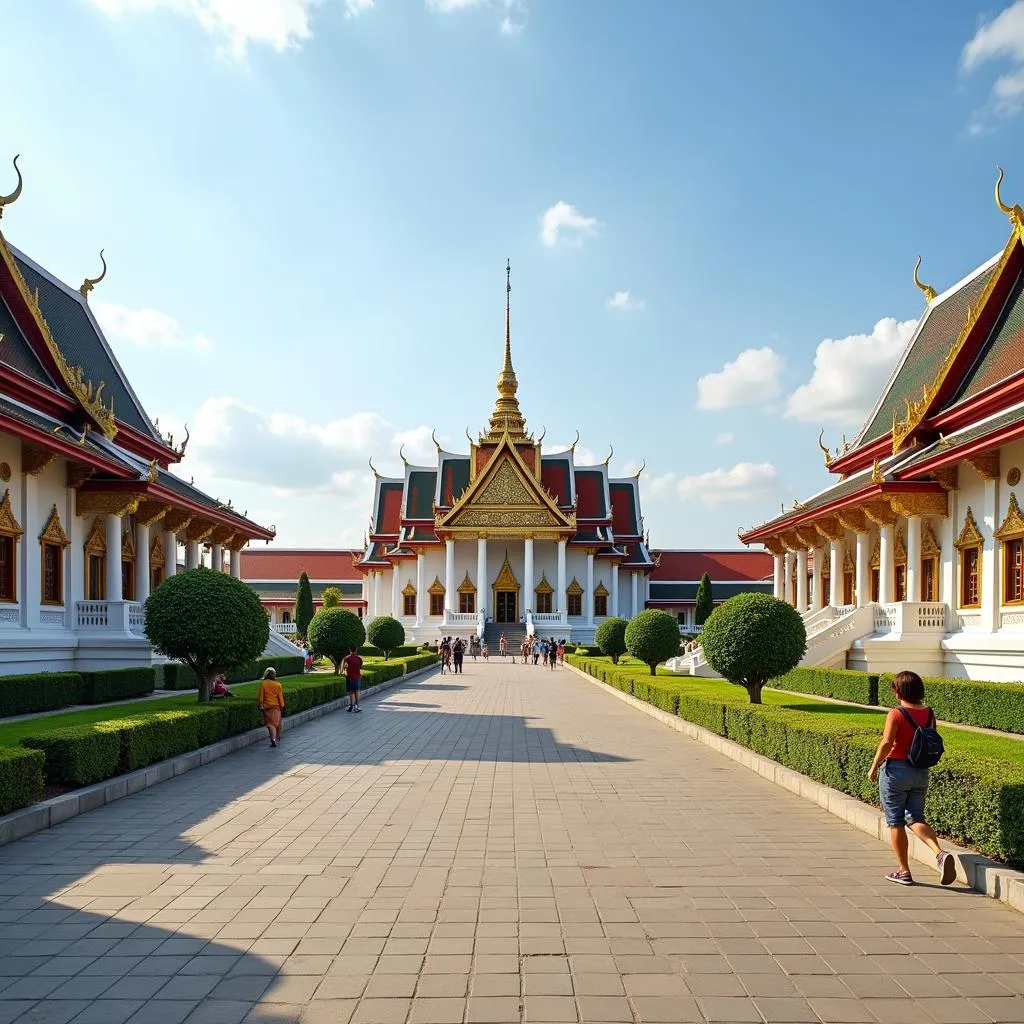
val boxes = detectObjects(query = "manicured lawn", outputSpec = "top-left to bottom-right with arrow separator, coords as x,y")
611,657 -> 1024,764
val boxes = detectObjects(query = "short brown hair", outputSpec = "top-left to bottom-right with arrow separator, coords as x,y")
892,670 -> 924,703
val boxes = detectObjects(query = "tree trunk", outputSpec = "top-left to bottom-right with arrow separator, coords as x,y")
747,680 -> 764,704
649,662 -> 657,676
198,673 -> 213,703
611,653 -> 620,665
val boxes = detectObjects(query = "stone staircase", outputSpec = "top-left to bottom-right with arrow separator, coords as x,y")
483,622 -> 528,654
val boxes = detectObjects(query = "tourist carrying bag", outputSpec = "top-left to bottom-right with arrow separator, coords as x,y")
898,707 -> 944,769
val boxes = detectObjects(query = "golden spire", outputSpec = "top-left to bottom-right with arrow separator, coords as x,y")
480,260 -> 529,443
913,255 -> 937,304
995,166 -> 1024,232
79,249 -> 107,300
0,155 -> 23,221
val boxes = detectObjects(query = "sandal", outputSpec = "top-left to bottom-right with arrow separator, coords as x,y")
886,870 -> 913,885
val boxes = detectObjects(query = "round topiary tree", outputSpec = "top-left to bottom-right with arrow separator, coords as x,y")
321,586 -> 341,609
145,567 -> 269,703
694,571 -> 714,627
307,607 -> 366,675
594,616 -> 628,664
699,593 -> 807,704
624,609 -> 681,676
294,572 -> 314,639
367,615 -> 405,660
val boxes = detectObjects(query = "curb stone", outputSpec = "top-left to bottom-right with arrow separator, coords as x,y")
0,662 -> 439,848
565,662 -> 1024,915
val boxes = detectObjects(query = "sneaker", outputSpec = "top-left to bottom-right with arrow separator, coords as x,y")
347,706 -> 352,712
270,740 -> 277,748
937,851 -> 956,886
886,870 -> 913,886
354,706 -> 362,713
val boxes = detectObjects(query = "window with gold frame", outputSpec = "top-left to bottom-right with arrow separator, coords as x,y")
39,505 -> 69,606
921,522 -> 941,602
0,489 -> 23,603
955,506 -> 984,609
121,527 -> 136,602
457,571 -> 476,615
566,577 -> 583,618
402,580 -> 417,617
842,547 -> 855,606
84,517 -> 107,601
535,572 -> 554,615
150,533 -> 165,592
996,492 -> 1024,604
593,581 -> 609,618
428,576 -> 445,617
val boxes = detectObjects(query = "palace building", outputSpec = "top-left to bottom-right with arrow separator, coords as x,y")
740,170 -> 1024,681
354,266 -> 655,645
0,157 -> 278,675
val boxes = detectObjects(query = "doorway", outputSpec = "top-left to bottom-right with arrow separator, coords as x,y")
496,591 -> 518,623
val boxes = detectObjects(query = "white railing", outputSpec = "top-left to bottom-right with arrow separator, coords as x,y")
77,601 -> 109,628
444,611 -> 478,626
874,603 -> 898,633
272,622 -> 297,635
801,604 -> 876,668
76,600 -> 145,633
128,602 -> 146,634
532,612 -> 566,625
873,602 -> 948,636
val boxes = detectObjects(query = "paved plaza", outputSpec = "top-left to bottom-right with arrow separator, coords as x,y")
1,662 -> 1024,1024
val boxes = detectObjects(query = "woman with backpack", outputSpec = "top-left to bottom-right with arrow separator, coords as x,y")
868,670 -> 956,887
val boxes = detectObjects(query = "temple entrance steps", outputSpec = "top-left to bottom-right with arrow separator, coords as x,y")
799,604 -> 876,669
483,622 -> 528,653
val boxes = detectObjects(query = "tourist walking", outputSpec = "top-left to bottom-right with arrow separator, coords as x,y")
439,637 -> 452,674
452,637 -> 465,674
521,639 -> 530,664
532,638 -> 542,665
556,640 -> 565,665
548,637 -> 557,669
303,644 -> 313,674
257,667 -> 285,747
499,633 -> 508,658
341,646 -> 364,713
868,670 -> 955,886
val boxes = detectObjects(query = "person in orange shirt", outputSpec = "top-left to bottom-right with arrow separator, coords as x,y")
257,667 -> 286,747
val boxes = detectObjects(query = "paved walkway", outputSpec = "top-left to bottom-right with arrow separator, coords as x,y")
1,660 -> 1023,1024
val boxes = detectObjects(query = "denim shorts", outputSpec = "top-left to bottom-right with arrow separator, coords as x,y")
879,759 -> 929,827
346,679 -> 361,693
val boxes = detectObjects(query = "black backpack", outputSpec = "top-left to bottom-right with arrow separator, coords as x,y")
899,707 -> 944,769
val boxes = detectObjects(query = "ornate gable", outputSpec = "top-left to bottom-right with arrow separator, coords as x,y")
996,492 -> 1024,539
84,516 -> 105,556
457,571 -> 476,594
150,533 -> 165,568
428,575 -> 446,596
402,580 -> 417,597
0,489 -> 23,537
922,521 -> 941,557
40,504 -> 68,546
493,553 -> 520,591
566,577 -> 584,597
535,572 -> 554,596
955,507 -> 985,550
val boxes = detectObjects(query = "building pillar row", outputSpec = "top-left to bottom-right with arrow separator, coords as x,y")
611,562 -> 620,618
477,537 -> 487,618
523,538 -> 534,615
135,523 -> 150,605
415,550 -> 425,627
856,531 -> 870,608
906,515 -> 922,603
444,539 -> 455,614
772,552 -> 785,601
105,513 -> 123,603
810,546 -> 823,613
556,539 -> 567,617
229,547 -> 241,579
829,538 -> 843,608
796,548 -> 808,612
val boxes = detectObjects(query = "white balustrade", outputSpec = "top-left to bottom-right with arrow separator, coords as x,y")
873,602 -> 948,636
77,601 -> 110,628
272,622 -> 298,635
532,612 -> 565,625
444,611 -> 478,626
76,600 -> 146,633
128,602 -> 146,634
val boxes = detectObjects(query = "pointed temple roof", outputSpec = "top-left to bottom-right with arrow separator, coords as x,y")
479,261 -> 530,444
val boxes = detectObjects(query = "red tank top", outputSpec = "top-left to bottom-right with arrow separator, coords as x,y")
886,705 -> 933,762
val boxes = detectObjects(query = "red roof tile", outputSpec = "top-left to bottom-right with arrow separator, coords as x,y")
240,549 -> 362,581
575,470 -> 606,519
609,483 -> 639,537
651,550 -> 773,582
541,460 -> 571,506
378,484 -> 403,536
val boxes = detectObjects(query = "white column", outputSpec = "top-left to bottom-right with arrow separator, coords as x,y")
391,565 -> 401,617
631,571 -> 638,617
829,539 -> 843,608
415,550 -> 425,626
941,489 -> 956,607
229,547 -> 241,578
20,472 -> 39,629
810,546 -> 824,612
585,551 -> 595,626
856,531 -> 870,607
879,526 -> 894,605
981,477 -> 1000,632
556,539 -> 567,617
185,540 -> 199,570
611,562 -> 620,618
373,570 -> 381,619
106,514 -> 123,602
163,530 -> 178,578
906,516 -> 922,603
135,523 -> 150,604
772,553 -> 785,600
211,542 -> 223,573
796,549 -> 808,612
783,551 -> 796,607
523,537 -> 534,615
444,539 -> 455,614
477,537 -> 487,618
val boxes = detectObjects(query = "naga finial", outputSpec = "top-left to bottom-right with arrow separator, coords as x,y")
537,425 -> 546,444
0,155 -> 23,220
177,424 -> 190,458
399,443 -> 408,467
79,249 -> 107,300
569,429 -> 580,455
368,457 -> 379,477
634,459 -> 646,479
145,459 -> 158,484
465,426 -> 473,446
818,429 -> 832,468
603,445 -> 614,467
431,429 -> 442,453
913,255 -> 937,304
995,166 -> 1024,230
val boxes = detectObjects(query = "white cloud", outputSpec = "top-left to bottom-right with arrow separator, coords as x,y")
539,201 -> 600,247
345,0 -> 373,15
426,0 -> 526,32
715,432 -> 734,445
94,301 -> 212,351
961,2 -> 1024,124
649,462 -> 778,507
696,346 -> 783,410
607,290 -> 645,312
785,316 -> 917,426
87,0 -> 323,59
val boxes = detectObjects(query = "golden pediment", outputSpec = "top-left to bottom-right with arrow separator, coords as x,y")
428,575 -> 446,595
535,572 -> 554,596
594,580 -> 609,598
566,576 -> 583,596
922,521 -> 941,557
150,533 -> 165,567
0,489 -> 23,538
402,580 -> 417,597
995,492 -> 1024,540
955,506 -> 984,550
493,553 -> 520,591
457,571 -> 476,594
39,504 -> 68,547
84,516 -> 106,557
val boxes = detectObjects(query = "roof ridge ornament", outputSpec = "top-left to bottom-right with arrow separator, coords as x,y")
634,459 -> 646,479
913,255 -> 937,304
995,166 -> 1024,232
79,249 -> 107,300
818,430 -> 833,468
0,155 -> 22,220
399,443 -> 409,467
602,445 -> 613,467
368,457 -> 379,478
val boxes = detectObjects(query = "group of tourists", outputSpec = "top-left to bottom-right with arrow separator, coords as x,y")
439,636 -> 465,674
521,636 -> 564,667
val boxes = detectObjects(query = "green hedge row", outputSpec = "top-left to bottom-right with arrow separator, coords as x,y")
772,667 -> 879,706
0,747 -> 45,813
0,672 -> 85,718
80,668 -> 155,704
567,655 -> 1024,866
879,673 -> 1024,735
157,655 -> 306,691
359,645 -> 421,659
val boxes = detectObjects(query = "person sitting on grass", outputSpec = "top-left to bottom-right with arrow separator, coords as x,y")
868,670 -> 956,887
211,673 -> 232,698
257,667 -> 285,748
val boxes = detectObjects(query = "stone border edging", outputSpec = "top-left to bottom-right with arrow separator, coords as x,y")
565,663 -> 1024,914
0,663 -> 439,848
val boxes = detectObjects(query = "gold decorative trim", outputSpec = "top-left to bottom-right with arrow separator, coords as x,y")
457,570 -> 476,594
0,154 -> 23,220
836,508 -> 868,533
402,580 -> 417,597
0,489 -> 23,538
894,528 -> 907,565
922,521 -> 941,557
818,430 -> 832,469
184,519 -> 214,543
22,445 -> 57,476
135,501 -> 172,527
84,516 -> 106,557
844,546 -> 855,573
814,516 -> 844,541
889,492 -> 949,519
534,572 -> 554,596
955,507 -> 985,550
428,575 -> 446,596
66,462 -> 93,489
863,500 -> 897,528
995,492 -> 1024,540
1009,467 -> 1022,487
931,466 -> 958,491
794,527 -> 818,549
121,528 -> 135,560
76,490 -> 142,517
594,580 -> 610,598
966,451 -> 1001,481
762,536 -> 786,555
492,553 -> 520,592
870,541 -> 880,571
39,504 -> 68,547
150,534 -> 165,568
913,255 -> 937,304
871,459 -> 885,485
566,576 -> 584,597
79,249 -> 107,300
162,509 -> 193,534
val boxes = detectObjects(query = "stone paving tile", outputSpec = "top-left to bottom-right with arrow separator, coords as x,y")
1,660 -> 1024,1024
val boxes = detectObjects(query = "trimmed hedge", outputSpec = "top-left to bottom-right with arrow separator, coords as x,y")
0,672 -> 84,718
567,654 -> 1024,866
772,667 -> 879,706
359,645 -> 421,659
0,747 -> 44,813
157,656 -> 305,691
155,663 -> 199,691
22,726 -> 122,786
879,673 -> 1024,735
80,667 -> 155,704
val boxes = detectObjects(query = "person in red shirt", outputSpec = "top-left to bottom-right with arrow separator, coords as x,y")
341,647 -> 364,713
868,670 -> 955,887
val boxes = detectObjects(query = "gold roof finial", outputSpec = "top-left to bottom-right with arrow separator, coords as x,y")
0,155 -> 23,220
634,459 -> 646,479
871,458 -> 885,484
79,249 -> 107,300
432,429 -> 442,454
603,444 -> 614,467
913,255 -> 937,304
479,260 -> 529,443
995,166 -> 1024,231
399,443 -> 409,467
818,429 -> 833,468
368,457 -> 379,478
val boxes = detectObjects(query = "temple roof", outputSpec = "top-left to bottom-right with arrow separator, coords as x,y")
373,479 -> 403,536
437,456 -> 470,507
575,469 -> 609,519
240,549 -> 363,580
541,455 -> 574,507
0,294 -> 56,387
651,549 -> 773,582
609,480 -> 640,537
405,469 -> 437,520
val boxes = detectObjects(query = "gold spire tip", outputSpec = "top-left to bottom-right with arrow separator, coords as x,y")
912,255 -> 937,304
79,249 -> 107,300
0,155 -> 23,220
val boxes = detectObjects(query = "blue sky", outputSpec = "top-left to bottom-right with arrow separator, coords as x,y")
3,1 -> 1024,547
